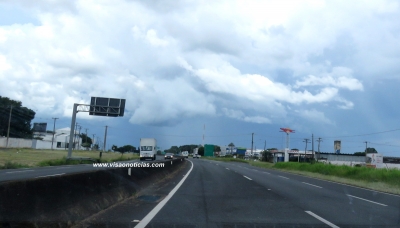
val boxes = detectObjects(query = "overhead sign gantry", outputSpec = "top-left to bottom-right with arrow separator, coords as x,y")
67,97 -> 126,159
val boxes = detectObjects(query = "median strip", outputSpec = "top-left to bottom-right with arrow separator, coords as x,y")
346,194 -> 387,206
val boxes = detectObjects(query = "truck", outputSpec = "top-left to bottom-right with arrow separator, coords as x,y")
181,151 -> 189,158
140,138 -> 157,161
193,147 -> 200,158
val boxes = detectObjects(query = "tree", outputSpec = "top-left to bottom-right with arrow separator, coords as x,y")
365,147 -> 378,154
354,152 -> 365,156
261,150 -> 273,162
111,144 -> 136,153
0,96 -> 35,138
228,142 -> 235,153
79,133 -> 92,149
214,145 -> 221,152
198,146 -> 204,156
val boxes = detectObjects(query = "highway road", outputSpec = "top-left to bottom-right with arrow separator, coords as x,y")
77,158 -> 400,227
0,155 -> 168,182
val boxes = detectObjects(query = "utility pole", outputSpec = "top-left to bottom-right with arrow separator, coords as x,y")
85,128 -> 88,143
202,124 -> 205,146
364,141 -> 368,162
251,133 -> 254,155
312,134 -> 314,161
92,134 -> 95,150
301,138 -> 310,162
101,126 -> 108,158
264,140 -> 266,151
316,138 -> 323,161
51,117 -> 59,150
6,106 -> 13,148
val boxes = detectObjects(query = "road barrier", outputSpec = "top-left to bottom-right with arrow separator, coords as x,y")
0,158 -> 185,227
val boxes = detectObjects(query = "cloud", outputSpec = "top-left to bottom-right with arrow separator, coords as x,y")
222,108 -> 271,124
295,109 -> 335,125
1,0 -> 397,129
294,67 -> 363,91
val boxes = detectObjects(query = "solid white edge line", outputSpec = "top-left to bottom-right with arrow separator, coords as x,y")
305,211 -> 339,228
278,175 -> 289,179
6,170 -> 34,174
302,182 -> 323,188
243,175 -> 252,180
346,194 -> 388,206
135,160 -> 194,228
35,173 -> 65,178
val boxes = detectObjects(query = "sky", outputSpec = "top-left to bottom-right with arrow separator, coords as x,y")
1,0 -> 400,156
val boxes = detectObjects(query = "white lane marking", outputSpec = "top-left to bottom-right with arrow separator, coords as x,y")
243,175 -> 252,180
35,173 -> 65,178
268,189 -> 271,191
346,194 -> 388,206
6,170 -> 34,174
263,172 -> 270,174
305,211 -> 339,228
302,182 -> 323,188
226,168 -> 230,170
135,160 -> 194,228
278,175 -> 289,179
132,220 -> 140,222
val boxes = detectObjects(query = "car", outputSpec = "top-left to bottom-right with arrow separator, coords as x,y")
193,154 -> 200,159
164,153 -> 174,159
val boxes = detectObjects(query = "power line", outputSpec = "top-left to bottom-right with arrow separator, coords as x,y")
322,128 -> 400,139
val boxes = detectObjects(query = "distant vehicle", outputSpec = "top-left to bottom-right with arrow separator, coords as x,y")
140,138 -> 157,161
181,151 -> 189,158
193,148 -> 200,158
165,153 -> 174,160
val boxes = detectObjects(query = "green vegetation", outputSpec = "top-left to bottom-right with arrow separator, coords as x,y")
0,161 -> 30,169
273,162 -> 400,187
0,148 -> 138,169
204,157 -> 249,163
0,96 -> 36,138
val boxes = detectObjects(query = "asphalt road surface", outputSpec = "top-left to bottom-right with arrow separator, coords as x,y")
0,154 -> 168,182
79,158 -> 400,227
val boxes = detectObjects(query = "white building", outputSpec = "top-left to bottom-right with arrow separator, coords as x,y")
32,127 -> 82,150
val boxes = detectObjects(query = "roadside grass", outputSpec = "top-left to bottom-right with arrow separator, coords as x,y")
204,157 -> 249,163
0,148 -> 139,169
273,162 -> 400,187
204,157 -> 400,194
0,161 -> 30,169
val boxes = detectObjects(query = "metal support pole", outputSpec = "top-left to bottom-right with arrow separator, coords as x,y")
67,104 -> 78,159
101,126 -> 108,158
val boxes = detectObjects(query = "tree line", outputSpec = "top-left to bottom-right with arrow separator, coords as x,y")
0,96 -> 35,138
